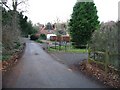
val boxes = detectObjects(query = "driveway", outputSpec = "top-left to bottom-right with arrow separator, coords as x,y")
49,52 -> 88,66
3,40 -> 106,88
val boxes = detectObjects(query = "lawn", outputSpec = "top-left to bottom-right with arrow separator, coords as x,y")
48,46 -> 88,53
35,40 -> 88,53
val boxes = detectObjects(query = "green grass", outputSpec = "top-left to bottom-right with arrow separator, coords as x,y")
67,48 -> 88,53
48,46 -> 88,53
35,39 -> 44,43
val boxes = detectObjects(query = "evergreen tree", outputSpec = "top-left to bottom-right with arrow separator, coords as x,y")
18,13 -> 37,37
69,1 -> 99,48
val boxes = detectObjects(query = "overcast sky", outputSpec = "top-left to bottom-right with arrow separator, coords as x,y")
24,0 -> 120,24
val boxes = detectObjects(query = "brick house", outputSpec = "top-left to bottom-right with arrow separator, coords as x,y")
38,22 -> 70,40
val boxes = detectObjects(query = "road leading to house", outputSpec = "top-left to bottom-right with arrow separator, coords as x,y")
3,40 -> 106,88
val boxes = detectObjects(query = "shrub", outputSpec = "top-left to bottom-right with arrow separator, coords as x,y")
14,42 -> 21,49
30,34 -> 39,40
36,39 -> 43,43
40,34 -> 46,40
89,21 -> 119,69
90,21 -> 118,52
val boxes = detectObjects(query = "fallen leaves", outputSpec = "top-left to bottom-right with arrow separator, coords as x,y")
2,44 -> 26,75
70,60 -> 120,88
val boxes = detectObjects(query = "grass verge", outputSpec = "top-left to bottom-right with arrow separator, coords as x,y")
48,46 -> 88,53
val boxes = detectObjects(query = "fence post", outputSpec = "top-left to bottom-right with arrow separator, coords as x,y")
65,41 -> 67,52
55,41 -> 56,49
105,50 -> 109,74
88,47 -> 90,64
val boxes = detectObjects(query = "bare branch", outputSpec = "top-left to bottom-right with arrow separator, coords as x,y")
1,2 -> 11,10
17,1 -> 25,6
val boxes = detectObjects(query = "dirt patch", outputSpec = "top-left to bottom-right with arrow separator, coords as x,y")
2,43 -> 26,75
70,60 -> 120,88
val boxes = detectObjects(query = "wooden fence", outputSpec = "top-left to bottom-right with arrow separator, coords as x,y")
88,48 -> 120,73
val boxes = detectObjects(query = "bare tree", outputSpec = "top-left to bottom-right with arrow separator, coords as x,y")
1,0 -> 28,54
1,0 -> 28,11
1,0 -> 28,40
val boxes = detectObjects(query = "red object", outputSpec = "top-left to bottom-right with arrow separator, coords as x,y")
50,36 -> 57,41
50,36 -> 70,42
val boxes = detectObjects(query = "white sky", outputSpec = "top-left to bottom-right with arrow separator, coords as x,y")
24,0 -> 120,24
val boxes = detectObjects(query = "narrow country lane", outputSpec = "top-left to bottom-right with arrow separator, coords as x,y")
3,40 -> 106,88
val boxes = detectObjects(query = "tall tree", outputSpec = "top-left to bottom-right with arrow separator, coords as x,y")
19,13 -> 37,36
26,20 -> 37,35
54,18 -> 67,35
1,0 -> 28,39
45,22 -> 53,30
1,0 -> 28,54
69,1 -> 99,48
117,21 -> 120,70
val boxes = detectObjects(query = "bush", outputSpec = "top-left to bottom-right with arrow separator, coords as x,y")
72,42 -> 86,49
30,34 -> 39,40
36,39 -> 43,43
90,21 -> 118,52
14,42 -> 21,49
40,34 -> 46,40
89,21 -> 119,69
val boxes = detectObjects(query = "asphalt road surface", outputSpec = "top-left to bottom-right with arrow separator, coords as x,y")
3,41 -> 106,88
50,52 -> 88,66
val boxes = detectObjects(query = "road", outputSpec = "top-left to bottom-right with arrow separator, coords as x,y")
3,40 -> 106,88
0,61 -> 2,89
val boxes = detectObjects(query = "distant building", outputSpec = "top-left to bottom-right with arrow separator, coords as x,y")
38,22 -> 56,36
47,34 -> 56,40
50,35 -> 70,42
38,22 -> 70,40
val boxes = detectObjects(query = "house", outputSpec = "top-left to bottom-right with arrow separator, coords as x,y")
38,22 -> 70,40
47,34 -> 57,40
38,22 -> 56,35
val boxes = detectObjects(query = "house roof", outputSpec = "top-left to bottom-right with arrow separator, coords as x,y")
39,29 -> 56,35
